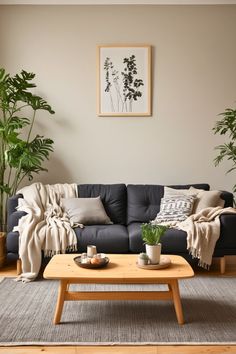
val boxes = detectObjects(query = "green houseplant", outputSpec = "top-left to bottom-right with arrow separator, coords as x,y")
0,68 -> 55,266
141,223 -> 169,264
213,105 -> 236,194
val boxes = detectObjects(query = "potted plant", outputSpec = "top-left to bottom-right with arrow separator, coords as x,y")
0,68 -> 55,267
138,252 -> 149,266
141,223 -> 169,264
213,105 -> 236,194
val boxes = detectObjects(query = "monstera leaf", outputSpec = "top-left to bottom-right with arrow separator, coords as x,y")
213,107 -> 236,194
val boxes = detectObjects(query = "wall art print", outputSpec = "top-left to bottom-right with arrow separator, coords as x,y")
97,45 -> 151,116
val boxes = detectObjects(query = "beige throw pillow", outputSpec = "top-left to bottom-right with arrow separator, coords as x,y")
189,188 -> 225,213
164,186 -> 203,197
62,196 -> 113,226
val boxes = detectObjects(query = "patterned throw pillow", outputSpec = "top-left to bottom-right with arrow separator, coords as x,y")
153,195 -> 196,223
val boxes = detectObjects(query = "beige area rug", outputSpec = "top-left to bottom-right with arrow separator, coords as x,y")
0,276 -> 235,345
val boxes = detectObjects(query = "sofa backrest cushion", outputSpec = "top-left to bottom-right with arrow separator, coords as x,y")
127,183 -> 210,224
77,184 -> 127,225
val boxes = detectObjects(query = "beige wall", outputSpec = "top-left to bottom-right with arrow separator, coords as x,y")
0,5 -> 236,191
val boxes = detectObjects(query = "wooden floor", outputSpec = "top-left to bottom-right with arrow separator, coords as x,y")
0,257 -> 236,354
0,346 -> 235,354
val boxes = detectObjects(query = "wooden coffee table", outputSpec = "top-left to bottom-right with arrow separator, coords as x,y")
43,254 -> 194,325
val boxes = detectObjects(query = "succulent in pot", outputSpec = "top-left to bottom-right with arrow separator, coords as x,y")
138,252 -> 149,266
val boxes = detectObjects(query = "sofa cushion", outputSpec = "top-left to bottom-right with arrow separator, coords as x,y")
164,186 -> 202,197
78,184 -> 127,225
189,188 -> 225,213
153,195 -> 196,223
62,196 -> 112,226
74,224 -> 129,253
127,184 -> 210,225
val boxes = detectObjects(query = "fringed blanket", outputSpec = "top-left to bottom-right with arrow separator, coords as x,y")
14,182 -> 78,282
153,206 -> 236,269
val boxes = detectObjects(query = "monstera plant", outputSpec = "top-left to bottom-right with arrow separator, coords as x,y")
0,68 -> 55,235
213,105 -> 236,195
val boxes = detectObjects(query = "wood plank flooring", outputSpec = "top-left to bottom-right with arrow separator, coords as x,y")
0,345 -> 236,354
0,257 -> 236,354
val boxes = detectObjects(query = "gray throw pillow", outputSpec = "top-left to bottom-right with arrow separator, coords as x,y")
62,196 -> 113,226
153,195 -> 196,223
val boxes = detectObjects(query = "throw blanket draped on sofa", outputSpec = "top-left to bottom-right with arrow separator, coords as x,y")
154,206 -> 236,269
14,183 -> 78,282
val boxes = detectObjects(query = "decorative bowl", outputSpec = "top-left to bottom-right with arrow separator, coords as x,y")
74,256 -> 109,269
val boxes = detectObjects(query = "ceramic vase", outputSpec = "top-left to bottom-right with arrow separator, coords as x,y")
145,243 -> 161,264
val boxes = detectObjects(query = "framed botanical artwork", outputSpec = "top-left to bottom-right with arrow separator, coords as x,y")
97,45 -> 151,116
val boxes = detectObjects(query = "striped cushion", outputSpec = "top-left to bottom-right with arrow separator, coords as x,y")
154,195 -> 196,223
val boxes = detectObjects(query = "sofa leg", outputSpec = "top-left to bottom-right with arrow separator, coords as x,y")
220,256 -> 226,274
16,259 -> 22,275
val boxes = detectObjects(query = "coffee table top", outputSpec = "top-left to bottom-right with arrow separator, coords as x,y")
43,254 -> 194,284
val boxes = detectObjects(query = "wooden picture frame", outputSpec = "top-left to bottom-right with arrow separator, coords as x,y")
97,45 -> 151,117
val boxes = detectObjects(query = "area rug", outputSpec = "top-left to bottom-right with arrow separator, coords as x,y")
0,276 -> 236,345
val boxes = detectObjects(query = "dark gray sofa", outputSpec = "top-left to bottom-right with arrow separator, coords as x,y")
6,183 -> 236,271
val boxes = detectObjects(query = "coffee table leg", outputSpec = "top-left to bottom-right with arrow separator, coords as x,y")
54,280 -> 68,324
169,279 -> 184,325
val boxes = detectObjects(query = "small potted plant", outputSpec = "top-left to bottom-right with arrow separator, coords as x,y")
138,252 -> 149,266
141,223 -> 169,264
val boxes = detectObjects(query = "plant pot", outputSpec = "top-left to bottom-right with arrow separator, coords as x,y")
0,232 -> 6,268
138,257 -> 149,266
145,243 -> 162,264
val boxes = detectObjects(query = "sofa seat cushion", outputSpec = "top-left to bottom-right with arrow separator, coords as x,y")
128,222 -> 188,254
74,225 -> 129,253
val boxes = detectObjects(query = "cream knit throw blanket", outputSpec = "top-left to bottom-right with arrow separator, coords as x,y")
14,182 -> 78,282
153,206 -> 236,269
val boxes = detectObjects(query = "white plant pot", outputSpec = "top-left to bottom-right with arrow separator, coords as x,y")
145,243 -> 162,264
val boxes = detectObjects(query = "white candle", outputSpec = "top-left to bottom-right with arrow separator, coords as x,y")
87,245 -> 97,258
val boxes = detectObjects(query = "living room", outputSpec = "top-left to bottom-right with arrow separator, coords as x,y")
0,1 -> 236,353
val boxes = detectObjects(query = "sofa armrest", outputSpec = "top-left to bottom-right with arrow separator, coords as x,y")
7,194 -> 24,232
220,191 -> 234,208
7,194 -> 23,216
7,211 -> 27,232
217,213 -> 236,249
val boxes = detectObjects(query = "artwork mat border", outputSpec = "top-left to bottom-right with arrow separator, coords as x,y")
97,44 -> 152,117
